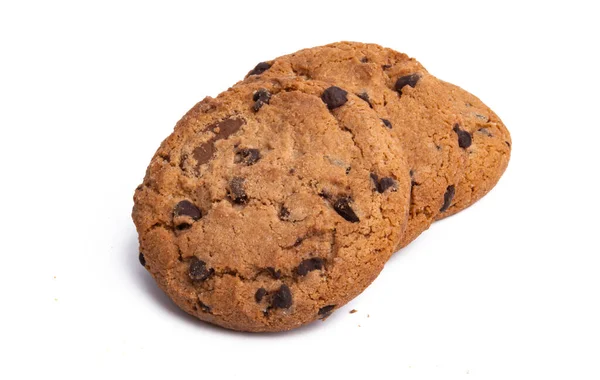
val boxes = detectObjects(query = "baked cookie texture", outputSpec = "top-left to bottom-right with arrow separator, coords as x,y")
431,80 -> 511,218
132,78 -> 411,332
244,41 -> 511,245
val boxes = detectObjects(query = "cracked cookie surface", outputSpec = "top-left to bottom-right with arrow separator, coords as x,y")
132,78 -> 411,332
244,41 -> 511,247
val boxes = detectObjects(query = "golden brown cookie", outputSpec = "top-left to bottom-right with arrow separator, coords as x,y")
244,41 -> 511,246
132,77 -> 411,332
432,80 -> 511,218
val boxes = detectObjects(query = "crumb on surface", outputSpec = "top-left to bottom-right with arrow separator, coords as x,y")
350,309 -> 357,314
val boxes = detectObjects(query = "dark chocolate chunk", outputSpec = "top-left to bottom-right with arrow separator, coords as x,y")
175,223 -> 192,231
382,64 -> 392,70
265,267 -> 282,279
321,86 -> 348,110
174,200 -> 202,220
198,301 -> 211,313
252,88 -> 271,112
453,124 -> 472,149
356,92 -> 372,108
139,252 -> 146,266
333,197 -> 360,223
505,141 -> 511,148
192,141 -> 216,166
395,73 -> 421,95
235,148 -> 261,166
248,62 -> 271,76
378,177 -> 398,193
279,206 -> 290,221
440,185 -> 456,212
271,284 -> 292,309
345,166 -> 351,175
370,173 -> 397,193
296,258 -> 325,276
229,177 -> 248,204
193,118 -> 246,167
360,57 -> 369,63
318,305 -> 335,316
189,257 -> 213,281
381,118 -> 392,129
255,288 -> 267,303
210,117 -> 245,139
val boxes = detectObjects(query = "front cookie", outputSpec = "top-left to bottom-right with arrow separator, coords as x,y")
132,78 -> 411,332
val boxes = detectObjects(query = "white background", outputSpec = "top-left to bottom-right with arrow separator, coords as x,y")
1,1 -> 599,378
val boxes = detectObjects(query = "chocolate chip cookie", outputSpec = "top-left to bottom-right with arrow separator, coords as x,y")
432,80 -> 511,218
132,78 -> 411,332
243,41 -> 511,246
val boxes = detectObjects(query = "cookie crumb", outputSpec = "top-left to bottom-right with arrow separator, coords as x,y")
367,314 -> 370,318
349,309 -> 357,314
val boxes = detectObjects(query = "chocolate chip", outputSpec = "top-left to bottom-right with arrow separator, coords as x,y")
248,62 -> 271,76
189,257 -> 213,281
266,267 -> 281,279
235,148 -> 261,166
296,258 -> 325,276
139,252 -> 146,266
505,141 -> 511,148
252,88 -> 271,112
211,117 -> 245,139
175,223 -> 192,231
333,197 -> 360,223
453,124 -> 472,149
378,177 -> 398,193
193,118 -> 246,167
174,200 -> 202,220
345,166 -> 351,175
382,64 -> 392,70
255,288 -> 267,303
357,92 -> 372,108
271,284 -> 292,309
440,185 -> 455,212
198,301 -> 212,313
381,118 -> 392,129
395,73 -> 421,95
229,177 -> 248,204
360,57 -> 369,63
370,173 -> 397,193
321,86 -> 348,110
318,305 -> 335,316
279,206 -> 290,221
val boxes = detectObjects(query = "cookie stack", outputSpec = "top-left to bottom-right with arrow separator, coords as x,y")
132,42 -> 511,332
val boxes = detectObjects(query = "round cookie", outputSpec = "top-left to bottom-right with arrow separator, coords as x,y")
132,77 -> 411,332
244,41 -> 467,249
432,80 -> 511,218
